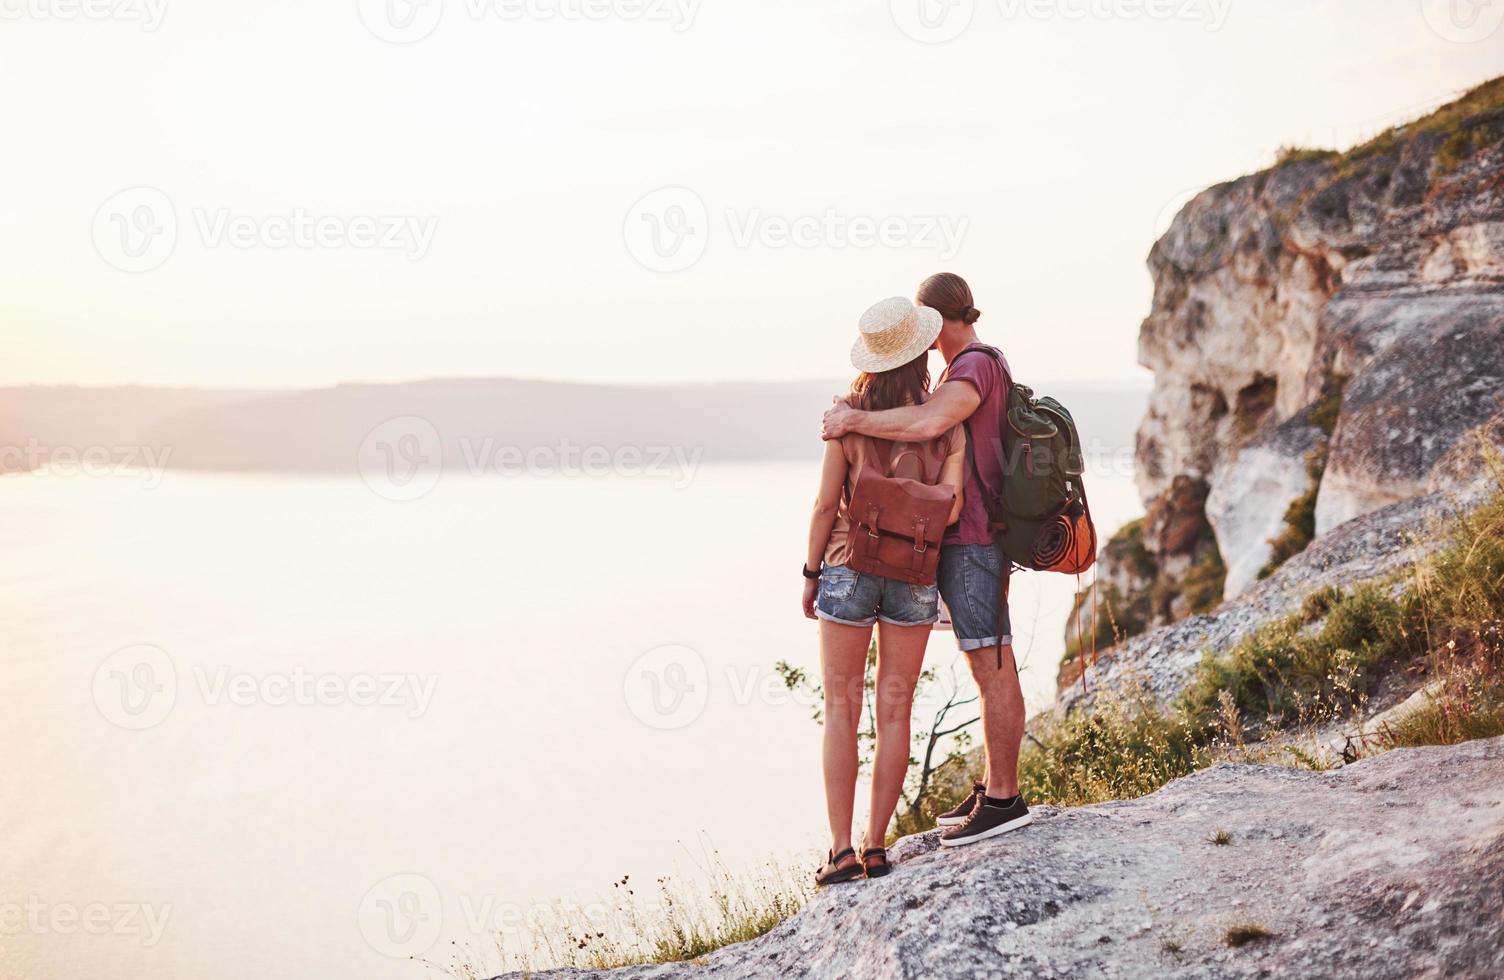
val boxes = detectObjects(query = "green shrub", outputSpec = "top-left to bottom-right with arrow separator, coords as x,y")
1181,551 -> 1227,615
1179,585 -> 1421,730
1260,376 -> 1347,580
1019,685 -> 1211,807
930,459 -> 1503,824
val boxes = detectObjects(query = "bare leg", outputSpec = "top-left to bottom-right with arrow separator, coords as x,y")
820,619 -> 873,861
863,622 -> 930,848
966,644 -> 1025,798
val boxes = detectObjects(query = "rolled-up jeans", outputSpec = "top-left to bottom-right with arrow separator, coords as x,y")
937,541 -> 1013,652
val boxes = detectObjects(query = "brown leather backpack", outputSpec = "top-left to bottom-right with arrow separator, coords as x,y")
844,439 -> 956,586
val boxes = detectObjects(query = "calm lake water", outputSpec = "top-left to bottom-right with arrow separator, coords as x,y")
1,460 -> 1140,979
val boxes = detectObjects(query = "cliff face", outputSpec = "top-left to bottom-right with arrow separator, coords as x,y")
1132,80 -> 1504,605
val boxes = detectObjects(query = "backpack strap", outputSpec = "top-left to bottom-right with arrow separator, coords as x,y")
946,345 -> 1019,670
946,345 -> 1012,535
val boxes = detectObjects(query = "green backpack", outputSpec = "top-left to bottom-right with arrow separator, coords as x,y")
952,347 -> 1097,575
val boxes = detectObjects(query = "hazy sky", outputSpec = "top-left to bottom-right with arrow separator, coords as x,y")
3,0 -> 1501,389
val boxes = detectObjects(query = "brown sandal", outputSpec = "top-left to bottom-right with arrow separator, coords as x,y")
860,843 -> 890,878
815,847 -> 863,887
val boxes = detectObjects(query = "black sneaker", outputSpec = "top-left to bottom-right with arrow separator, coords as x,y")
935,783 -> 985,828
939,794 -> 1032,848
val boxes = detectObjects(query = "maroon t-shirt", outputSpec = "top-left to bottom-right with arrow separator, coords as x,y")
941,344 -> 1012,547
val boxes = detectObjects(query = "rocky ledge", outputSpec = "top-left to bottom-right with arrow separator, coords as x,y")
500,737 -> 1503,980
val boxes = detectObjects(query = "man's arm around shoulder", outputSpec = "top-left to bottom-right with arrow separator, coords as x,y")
820,380 -> 981,442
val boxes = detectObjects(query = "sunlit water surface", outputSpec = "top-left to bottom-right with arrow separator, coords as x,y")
1,461 -> 1140,979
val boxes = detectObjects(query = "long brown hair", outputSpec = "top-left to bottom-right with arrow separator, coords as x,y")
849,350 -> 931,413
916,272 -> 981,325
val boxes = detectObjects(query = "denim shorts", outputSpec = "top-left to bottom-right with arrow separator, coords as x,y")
815,563 -> 940,627
937,542 -> 1013,652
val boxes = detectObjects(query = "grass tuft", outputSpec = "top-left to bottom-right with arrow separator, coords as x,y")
1208,829 -> 1232,846
1224,924 -> 1274,947
438,854 -> 812,978
1017,455 -> 1503,811
1018,683 -> 1212,807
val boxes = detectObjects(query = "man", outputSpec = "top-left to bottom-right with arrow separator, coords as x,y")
820,272 -> 1030,847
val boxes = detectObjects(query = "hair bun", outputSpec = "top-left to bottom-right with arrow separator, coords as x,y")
961,305 -> 981,324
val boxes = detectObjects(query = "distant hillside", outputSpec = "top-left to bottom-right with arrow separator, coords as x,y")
0,379 -> 1147,474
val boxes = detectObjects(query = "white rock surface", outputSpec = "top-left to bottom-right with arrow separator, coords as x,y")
1205,425 -> 1319,600
496,737 -> 1504,980
1133,110 -> 1504,581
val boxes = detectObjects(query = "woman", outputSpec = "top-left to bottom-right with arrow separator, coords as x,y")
801,296 -> 966,885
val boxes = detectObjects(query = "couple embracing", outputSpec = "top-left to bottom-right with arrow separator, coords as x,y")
803,272 -> 1030,886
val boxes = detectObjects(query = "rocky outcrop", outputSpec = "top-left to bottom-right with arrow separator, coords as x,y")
1204,412 -> 1323,597
498,737 -> 1504,980
1124,79 -> 1504,613
1065,477 -> 1490,709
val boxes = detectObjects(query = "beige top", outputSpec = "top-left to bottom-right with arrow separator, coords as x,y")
824,426 -> 966,568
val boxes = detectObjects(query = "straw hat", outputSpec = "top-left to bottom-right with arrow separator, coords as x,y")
851,296 -> 943,373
